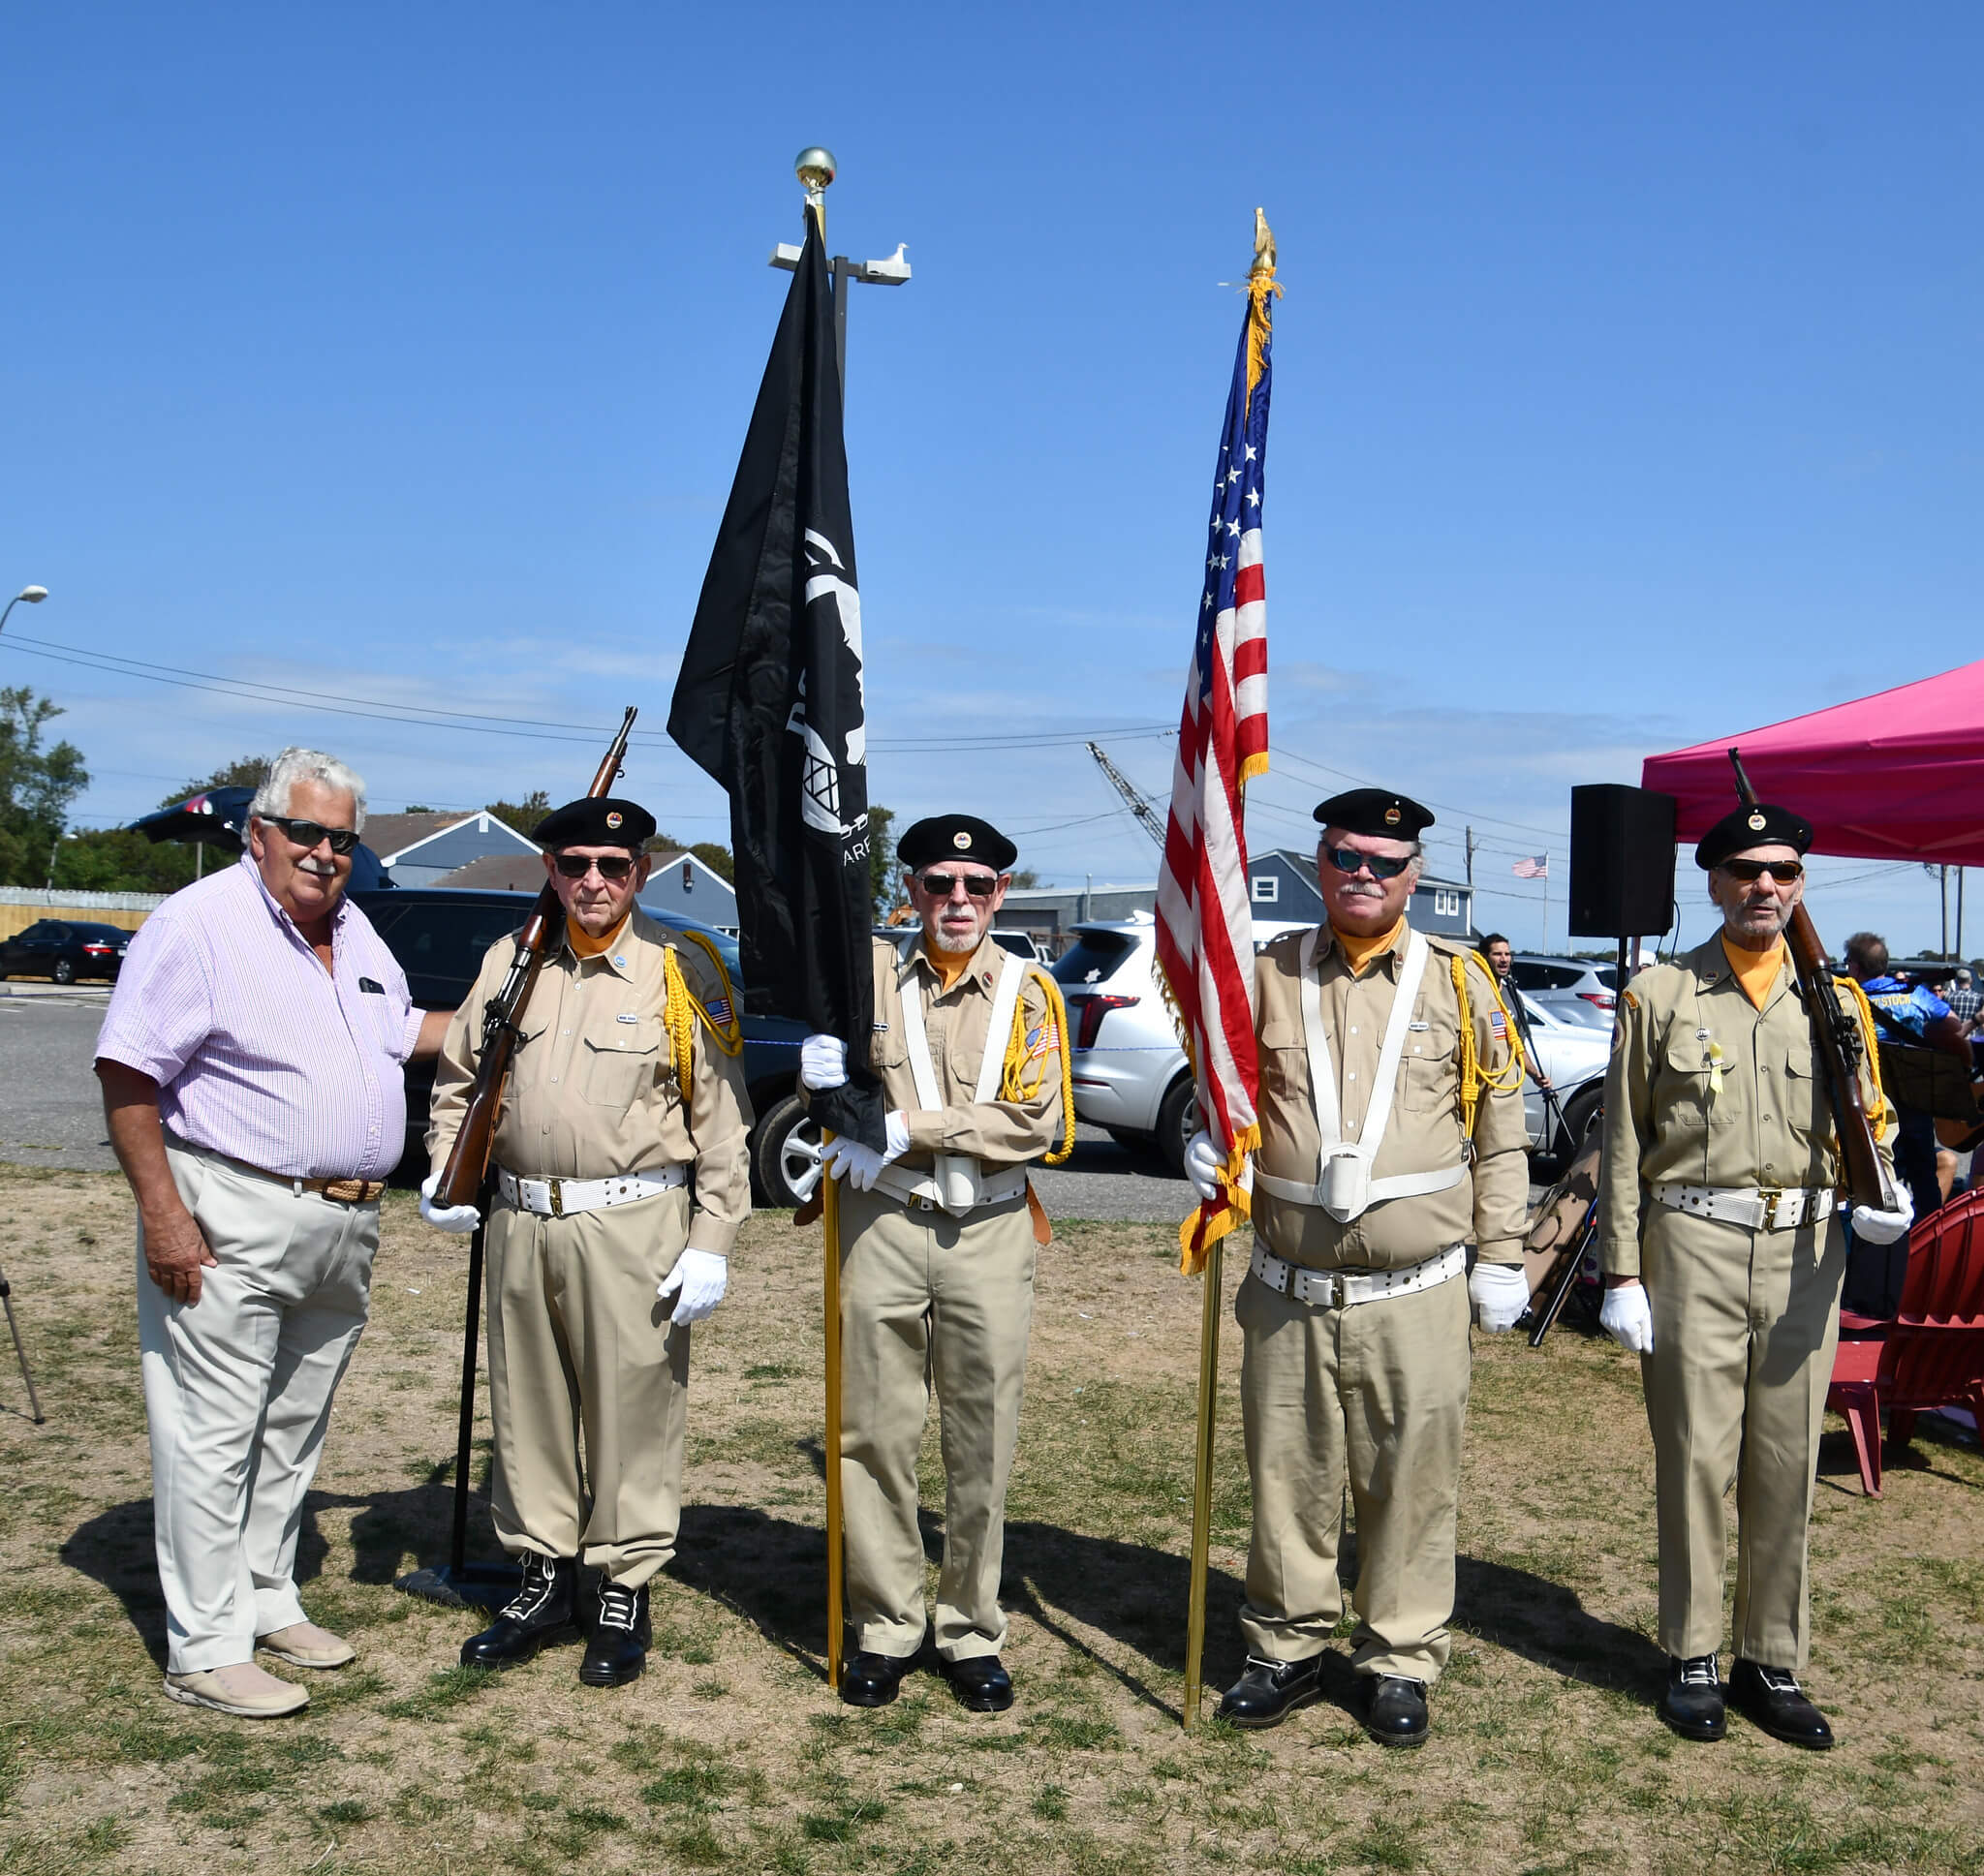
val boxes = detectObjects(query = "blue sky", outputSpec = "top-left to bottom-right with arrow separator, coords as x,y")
4,3 -> 1979,953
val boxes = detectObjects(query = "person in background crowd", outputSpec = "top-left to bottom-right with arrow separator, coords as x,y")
422,796 -> 753,1689
1944,968 -> 1979,1034
96,748 -> 451,1718
1598,807 -> 1906,1750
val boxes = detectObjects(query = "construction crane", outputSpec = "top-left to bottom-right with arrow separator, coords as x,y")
1086,742 -> 1166,851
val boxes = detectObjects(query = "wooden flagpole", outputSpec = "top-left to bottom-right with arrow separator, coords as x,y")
821,1152 -> 846,1691
1181,1231 -> 1224,1730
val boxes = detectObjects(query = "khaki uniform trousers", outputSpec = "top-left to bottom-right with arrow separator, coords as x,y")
1641,1206 -> 1845,1668
137,1142 -> 376,1676
838,1185 -> 1036,1663
484,1185 -> 693,1588
1236,1263 -> 1471,1685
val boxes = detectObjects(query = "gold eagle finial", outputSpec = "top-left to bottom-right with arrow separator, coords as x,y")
1251,206 -> 1276,279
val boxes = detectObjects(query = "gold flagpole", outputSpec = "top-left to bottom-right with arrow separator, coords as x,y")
821,1150 -> 846,1693
1182,1232 -> 1223,1730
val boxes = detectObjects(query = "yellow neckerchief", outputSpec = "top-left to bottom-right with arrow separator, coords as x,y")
922,932 -> 974,991
567,912 -> 631,961
1721,932 -> 1786,1010
1330,916 -> 1407,978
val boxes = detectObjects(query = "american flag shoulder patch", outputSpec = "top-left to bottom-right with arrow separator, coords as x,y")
1490,1009 -> 1507,1042
706,995 -> 732,1025
1025,1019 -> 1058,1063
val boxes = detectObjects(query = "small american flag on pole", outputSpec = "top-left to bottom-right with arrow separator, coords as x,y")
1512,853 -> 1550,879
1155,219 -> 1279,1276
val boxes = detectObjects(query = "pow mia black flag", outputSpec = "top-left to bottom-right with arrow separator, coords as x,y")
668,207 -> 884,1152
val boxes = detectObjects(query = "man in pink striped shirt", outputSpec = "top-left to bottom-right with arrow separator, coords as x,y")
96,747 -> 451,1718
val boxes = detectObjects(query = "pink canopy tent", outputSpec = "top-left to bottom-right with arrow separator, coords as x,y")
1641,661 -> 1984,868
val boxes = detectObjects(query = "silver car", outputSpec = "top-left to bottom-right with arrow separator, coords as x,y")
1509,953 -> 1619,1030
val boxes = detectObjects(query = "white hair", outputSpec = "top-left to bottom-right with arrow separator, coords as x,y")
251,747 -> 368,833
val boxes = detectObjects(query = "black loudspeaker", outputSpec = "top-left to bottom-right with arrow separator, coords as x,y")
1569,784 -> 1677,938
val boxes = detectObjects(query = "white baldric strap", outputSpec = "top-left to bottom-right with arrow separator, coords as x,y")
884,950 -> 1030,1215
1251,925 -> 1466,1223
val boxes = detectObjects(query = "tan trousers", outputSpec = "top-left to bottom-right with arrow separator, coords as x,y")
1641,1207 -> 1844,1668
1236,1264 -> 1471,1684
137,1142 -> 376,1675
484,1185 -> 692,1588
838,1186 -> 1036,1662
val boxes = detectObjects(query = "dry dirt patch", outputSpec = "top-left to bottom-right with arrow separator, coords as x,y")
1,1166 -> 1980,1874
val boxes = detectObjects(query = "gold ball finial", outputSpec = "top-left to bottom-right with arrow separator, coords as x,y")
794,146 -> 837,192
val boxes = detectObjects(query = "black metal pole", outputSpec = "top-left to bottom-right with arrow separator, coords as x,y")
0,1264 -> 45,1424
449,1210 -> 486,1576
830,255 -> 851,393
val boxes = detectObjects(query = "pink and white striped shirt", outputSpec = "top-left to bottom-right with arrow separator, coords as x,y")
96,854 -> 420,1180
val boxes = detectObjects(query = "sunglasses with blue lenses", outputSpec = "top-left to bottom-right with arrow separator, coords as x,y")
1322,845 -> 1413,881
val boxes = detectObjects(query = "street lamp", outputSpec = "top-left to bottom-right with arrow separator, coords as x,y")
0,585 -> 47,634
769,148 -> 911,390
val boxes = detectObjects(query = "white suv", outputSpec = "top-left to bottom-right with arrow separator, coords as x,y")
1056,917 -> 1610,1171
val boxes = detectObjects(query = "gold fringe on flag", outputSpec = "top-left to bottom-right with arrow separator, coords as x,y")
1177,1123 -> 1258,1276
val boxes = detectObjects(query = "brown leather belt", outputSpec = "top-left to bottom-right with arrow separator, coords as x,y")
168,1134 -> 386,1205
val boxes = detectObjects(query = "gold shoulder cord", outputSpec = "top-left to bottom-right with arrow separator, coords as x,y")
1451,954 -> 1527,1141
663,932 -> 746,1089
1000,967 -> 1076,1165
1834,972 -> 1892,1142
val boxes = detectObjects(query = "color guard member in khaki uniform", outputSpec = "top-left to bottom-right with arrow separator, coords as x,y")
1598,803 -> 1907,1748
798,814 -> 1070,1713
1192,789 -> 1531,1747
421,796 -> 753,1687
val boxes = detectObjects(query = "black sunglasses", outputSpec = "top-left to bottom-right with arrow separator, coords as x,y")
916,870 -> 1002,900
1720,858 -> 1804,883
553,852 -> 636,880
258,815 -> 359,855
1322,844 -> 1413,881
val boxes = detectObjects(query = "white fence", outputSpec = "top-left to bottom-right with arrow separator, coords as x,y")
0,886 -> 168,912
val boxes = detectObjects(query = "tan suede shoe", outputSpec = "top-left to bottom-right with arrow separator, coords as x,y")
257,1621 -> 356,1669
164,1662 -> 309,1717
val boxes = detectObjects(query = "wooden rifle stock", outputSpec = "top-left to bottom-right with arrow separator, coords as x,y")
435,707 -> 637,1208
1726,748 -> 1887,1210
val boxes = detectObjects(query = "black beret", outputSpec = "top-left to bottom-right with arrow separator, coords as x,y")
896,814 -> 1017,874
1694,804 -> 1813,870
1313,788 -> 1435,840
531,796 -> 657,852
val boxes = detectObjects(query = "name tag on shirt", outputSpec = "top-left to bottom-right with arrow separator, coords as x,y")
357,977 -> 385,995
616,1012 -> 638,1024
1409,1020 -> 1431,1031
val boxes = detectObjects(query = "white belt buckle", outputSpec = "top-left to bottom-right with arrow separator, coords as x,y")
546,1177 -> 565,1218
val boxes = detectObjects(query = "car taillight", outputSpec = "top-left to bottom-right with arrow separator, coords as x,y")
1577,992 -> 1615,1010
1074,993 -> 1139,1050
81,944 -> 112,956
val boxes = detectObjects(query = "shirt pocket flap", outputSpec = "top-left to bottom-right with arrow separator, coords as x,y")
580,1025 -> 663,1107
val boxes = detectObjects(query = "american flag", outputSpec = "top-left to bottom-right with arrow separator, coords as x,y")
1155,252 -> 1277,1275
1512,853 -> 1550,879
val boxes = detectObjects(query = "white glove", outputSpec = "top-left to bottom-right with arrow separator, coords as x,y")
1850,1191 -> 1914,1246
419,1173 -> 480,1235
1599,1281 -> 1655,1354
1469,1261 -> 1531,1333
799,1032 -> 848,1092
820,1112 -> 911,1191
657,1248 -> 728,1325
1184,1128 -> 1225,1204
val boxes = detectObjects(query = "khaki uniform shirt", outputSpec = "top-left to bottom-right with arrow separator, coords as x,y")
427,909 -> 753,1257
1597,935 -> 1897,1276
806,934 -> 1063,1169
1253,923 -> 1530,1272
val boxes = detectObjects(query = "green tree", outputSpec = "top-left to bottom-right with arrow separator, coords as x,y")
0,689 -> 90,886
485,791 -> 551,837
164,754 -> 271,806
689,842 -> 734,883
51,827 -> 198,894
867,804 -> 898,918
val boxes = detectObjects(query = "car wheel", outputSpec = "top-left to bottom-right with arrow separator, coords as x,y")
51,958 -> 75,985
1558,1085 -> 1603,1161
1104,1125 -> 1154,1153
1156,1076 -> 1198,1177
752,1092 -> 824,1209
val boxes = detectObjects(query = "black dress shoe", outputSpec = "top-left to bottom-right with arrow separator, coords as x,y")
1362,1676 -> 1429,1747
459,1554 -> 577,1670
579,1579 -> 650,1688
1658,1652 -> 1725,1742
942,1654 -> 1013,1712
840,1650 -> 915,1707
1729,1657 -> 1833,1749
1215,1655 -> 1322,1729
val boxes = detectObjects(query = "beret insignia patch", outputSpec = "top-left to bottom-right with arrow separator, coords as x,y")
605,812 -> 623,829
1747,812 -> 1766,831
1384,805 -> 1401,826
954,831 -> 972,848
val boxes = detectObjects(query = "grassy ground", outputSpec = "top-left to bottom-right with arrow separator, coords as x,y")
1,1162 -> 1980,1875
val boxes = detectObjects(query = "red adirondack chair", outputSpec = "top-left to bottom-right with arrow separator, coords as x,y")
1827,1185 -> 1984,1496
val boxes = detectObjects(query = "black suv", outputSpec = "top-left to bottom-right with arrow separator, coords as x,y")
352,889 -> 819,1206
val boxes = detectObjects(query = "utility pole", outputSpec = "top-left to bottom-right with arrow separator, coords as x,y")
1084,741 -> 1167,850
769,147 -> 911,392
1941,865 -> 1950,957
1465,825 -> 1475,889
